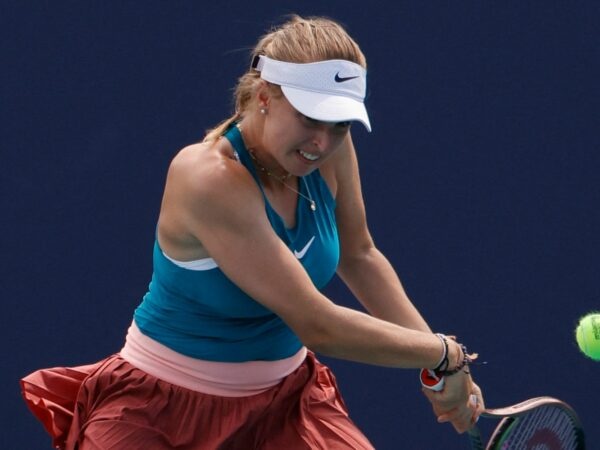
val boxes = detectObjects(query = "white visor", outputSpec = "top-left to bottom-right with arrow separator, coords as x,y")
254,55 -> 371,132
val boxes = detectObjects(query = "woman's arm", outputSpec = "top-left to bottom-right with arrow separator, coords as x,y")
157,141 -> 456,371
330,134 -> 483,433
160,138 -> 481,432
332,134 -> 430,331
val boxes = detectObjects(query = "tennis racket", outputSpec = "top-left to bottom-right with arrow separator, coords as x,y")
467,396 -> 585,449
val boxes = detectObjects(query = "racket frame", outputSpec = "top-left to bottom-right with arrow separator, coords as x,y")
467,396 -> 585,450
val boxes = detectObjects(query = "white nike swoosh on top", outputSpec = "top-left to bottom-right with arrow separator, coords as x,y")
294,236 -> 316,259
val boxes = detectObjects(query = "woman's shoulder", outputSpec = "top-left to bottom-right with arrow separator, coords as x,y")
170,139 -> 230,173
170,139 -> 239,183
165,138 -> 260,210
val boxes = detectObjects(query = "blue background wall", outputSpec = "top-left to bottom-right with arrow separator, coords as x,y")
3,2 -> 598,449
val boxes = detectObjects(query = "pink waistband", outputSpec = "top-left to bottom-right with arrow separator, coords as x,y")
119,321 -> 307,397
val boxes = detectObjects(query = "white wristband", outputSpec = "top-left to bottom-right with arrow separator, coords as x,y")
420,368 -> 445,391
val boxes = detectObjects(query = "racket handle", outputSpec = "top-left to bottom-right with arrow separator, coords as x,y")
467,426 -> 485,450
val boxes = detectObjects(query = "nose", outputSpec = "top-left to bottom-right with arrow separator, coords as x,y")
311,125 -> 334,152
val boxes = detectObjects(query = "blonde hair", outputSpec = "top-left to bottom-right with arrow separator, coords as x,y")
203,15 -> 367,142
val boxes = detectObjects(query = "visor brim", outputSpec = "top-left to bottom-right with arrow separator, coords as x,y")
281,86 -> 372,132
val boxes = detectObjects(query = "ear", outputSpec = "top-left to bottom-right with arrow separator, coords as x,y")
255,80 -> 271,108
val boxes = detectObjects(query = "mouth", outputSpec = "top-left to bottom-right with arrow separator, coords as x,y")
297,149 -> 320,162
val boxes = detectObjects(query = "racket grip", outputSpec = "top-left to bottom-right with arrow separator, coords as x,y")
420,368 -> 445,391
467,426 -> 485,450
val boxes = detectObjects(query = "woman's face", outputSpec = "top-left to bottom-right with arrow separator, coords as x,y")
259,93 -> 351,177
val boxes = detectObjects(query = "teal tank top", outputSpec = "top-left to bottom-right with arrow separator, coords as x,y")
133,124 -> 340,362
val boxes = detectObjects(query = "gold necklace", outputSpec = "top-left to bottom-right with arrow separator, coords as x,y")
237,123 -> 316,212
247,149 -> 317,212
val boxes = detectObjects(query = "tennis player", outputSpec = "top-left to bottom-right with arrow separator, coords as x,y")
21,15 -> 484,449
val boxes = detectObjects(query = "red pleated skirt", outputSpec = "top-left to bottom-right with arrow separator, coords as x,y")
20,352 -> 374,449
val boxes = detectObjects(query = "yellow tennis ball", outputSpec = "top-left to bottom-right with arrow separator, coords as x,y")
575,313 -> 600,361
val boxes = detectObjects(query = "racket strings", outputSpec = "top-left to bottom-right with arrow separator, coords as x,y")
501,406 -> 581,449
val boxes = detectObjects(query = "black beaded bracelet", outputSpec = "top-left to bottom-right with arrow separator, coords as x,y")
431,332 -> 477,376
437,343 -> 475,376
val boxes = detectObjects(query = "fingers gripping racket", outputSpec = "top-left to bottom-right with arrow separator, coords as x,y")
468,396 -> 585,450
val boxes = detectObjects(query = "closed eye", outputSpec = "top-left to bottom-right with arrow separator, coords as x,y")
301,114 -> 351,130
301,114 -> 321,126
